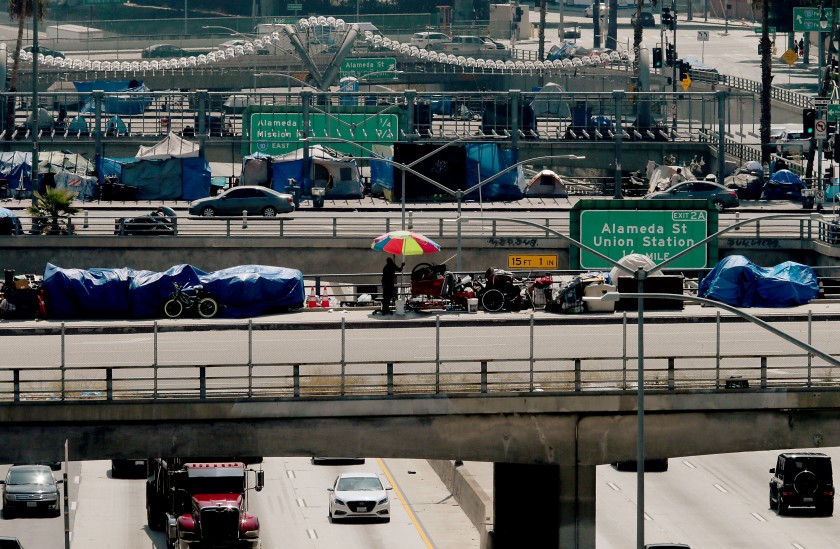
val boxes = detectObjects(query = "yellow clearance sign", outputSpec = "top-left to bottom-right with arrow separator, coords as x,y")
508,254 -> 558,269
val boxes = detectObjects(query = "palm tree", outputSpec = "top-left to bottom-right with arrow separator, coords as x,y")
632,0 -> 658,79
27,188 -> 80,235
754,0 -> 772,165
5,0 -> 45,139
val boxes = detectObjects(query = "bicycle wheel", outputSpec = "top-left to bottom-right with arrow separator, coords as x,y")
163,299 -> 183,319
197,297 -> 219,319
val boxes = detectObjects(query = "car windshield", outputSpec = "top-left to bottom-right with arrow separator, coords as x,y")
8,469 -> 53,485
337,476 -> 383,491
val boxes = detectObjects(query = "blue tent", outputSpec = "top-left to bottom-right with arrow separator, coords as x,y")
698,255 -> 819,307
763,169 -> 805,200
464,143 -> 522,201
43,263 -> 305,319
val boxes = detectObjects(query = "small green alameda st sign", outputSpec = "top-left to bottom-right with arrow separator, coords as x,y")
579,209 -> 710,269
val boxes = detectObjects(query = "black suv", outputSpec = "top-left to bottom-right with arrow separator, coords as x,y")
769,452 -> 834,515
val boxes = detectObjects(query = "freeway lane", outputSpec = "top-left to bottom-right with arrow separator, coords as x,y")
596,447 -> 840,548
66,457 -> 477,549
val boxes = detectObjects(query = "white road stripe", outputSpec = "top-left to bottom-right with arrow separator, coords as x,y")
714,483 -> 728,493
296,498 -> 306,508
606,482 -> 621,491
70,501 -> 77,511
286,470 -> 296,479
644,512 -> 652,521
681,460 -> 696,469
792,543 -> 806,549
74,476 -> 80,484
306,529 -> 318,540
751,512 -> 767,522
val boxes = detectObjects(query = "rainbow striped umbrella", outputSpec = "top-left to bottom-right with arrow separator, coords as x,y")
371,230 -> 441,256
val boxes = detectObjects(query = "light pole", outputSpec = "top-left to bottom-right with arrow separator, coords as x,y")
453,210 -> 827,549
202,25 -> 260,89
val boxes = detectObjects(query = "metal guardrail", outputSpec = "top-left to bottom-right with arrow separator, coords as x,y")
0,318 -> 837,402
686,70 -> 811,109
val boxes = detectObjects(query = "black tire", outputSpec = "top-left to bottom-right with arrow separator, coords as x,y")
411,262 -> 435,280
712,200 -> 725,212
819,501 -> 834,516
147,498 -> 165,531
200,206 -> 216,217
778,497 -> 788,515
481,289 -> 505,312
3,507 -> 13,520
164,299 -> 183,319
197,297 -> 219,319
769,491 -> 778,510
262,206 -> 277,217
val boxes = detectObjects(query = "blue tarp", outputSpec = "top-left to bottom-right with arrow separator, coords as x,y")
370,157 -> 393,195
464,143 -> 522,200
43,263 -> 305,319
271,157 -> 305,193
698,255 -> 819,308
121,157 -> 182,200
77,81 -> 153,116
181,157 -> 211,200
0,152 -> 32,191
763,169 -> 805,200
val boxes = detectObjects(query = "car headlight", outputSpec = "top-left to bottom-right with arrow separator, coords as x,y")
378,497 -> 388,505
4,494 -> 15,501
334,498 -> 345,506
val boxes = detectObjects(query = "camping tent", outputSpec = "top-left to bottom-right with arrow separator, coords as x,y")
524,169 -> 568,198
530,83 -> 571,118
698,255 -> 819,307
270,145 -> 363,198
136,132 -> 200,160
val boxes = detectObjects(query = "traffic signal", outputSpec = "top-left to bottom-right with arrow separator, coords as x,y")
514,6 -> 523,23
665,44 -> 675,66
679,60 -> 690,80
652,47 -> 662,68
661,7 -> 672,29
803,108 -> 817,137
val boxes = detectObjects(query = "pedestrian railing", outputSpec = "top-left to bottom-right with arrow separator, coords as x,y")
0,316 -> 838,403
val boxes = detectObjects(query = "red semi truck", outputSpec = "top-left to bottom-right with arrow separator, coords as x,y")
146,458 -> 264,549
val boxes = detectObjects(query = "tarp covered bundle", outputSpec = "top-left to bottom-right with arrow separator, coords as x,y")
75,80 -> 153,115
43,263 -> 305,319
698,255 -> 819,307
269,145 -> 363,198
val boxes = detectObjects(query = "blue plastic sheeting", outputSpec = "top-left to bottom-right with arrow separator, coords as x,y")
271,157 -> 305,193
73,80 -> 137,93
0,152 -> 32,191
43,263 -> 305,319
769,169 -> 802,183
79,82 -> 153,115
763,169 -> 805,200
464,143 -> 522,200
698,255 -> 819,308
370,157 -> 393,194
121,157 -> 182,200
96,156 -> 132,184
181,157 -> 211,200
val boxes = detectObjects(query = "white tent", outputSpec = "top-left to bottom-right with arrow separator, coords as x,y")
136,132 -> 200,160
273,144 -> 363,199
530,82 -> 571,118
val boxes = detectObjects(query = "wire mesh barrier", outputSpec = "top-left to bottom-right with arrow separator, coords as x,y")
0,317 -> 838,402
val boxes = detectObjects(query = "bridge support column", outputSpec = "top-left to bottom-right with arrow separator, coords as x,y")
491,462 -> 595,548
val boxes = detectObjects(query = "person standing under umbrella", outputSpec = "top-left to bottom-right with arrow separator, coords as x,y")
381,257 -> 404,315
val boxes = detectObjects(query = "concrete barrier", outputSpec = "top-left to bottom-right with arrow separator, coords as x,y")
427,459 -> 493,549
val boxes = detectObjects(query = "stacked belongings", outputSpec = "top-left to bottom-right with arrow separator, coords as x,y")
545,273 -> 607,314
0,270 -> 46,320
407,262 -> 473,311
479,267 -> 523,312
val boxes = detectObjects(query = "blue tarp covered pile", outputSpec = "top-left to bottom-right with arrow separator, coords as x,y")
698,255 -> 819,307
43,263 -> 305,319
75,80 -> 153,116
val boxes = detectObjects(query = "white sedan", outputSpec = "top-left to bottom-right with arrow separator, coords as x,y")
327,472 -> 391,522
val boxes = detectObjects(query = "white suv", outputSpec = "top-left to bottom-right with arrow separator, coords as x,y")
410,31 -> 450,50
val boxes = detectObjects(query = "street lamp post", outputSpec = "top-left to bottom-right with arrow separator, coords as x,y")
453,210 -> 828,549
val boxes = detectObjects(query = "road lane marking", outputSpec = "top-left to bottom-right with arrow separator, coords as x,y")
643,512 -> 652,521
606,482 -> 621,491
74,476 -> 80,484
377,458 -> 433,548
792,543 -> 806,549
70,501 -> 77,511
681,460 -> 696,469
296,498 -> 306,508
714,484 -> 728,493
751,512 -> 767,522
306,528 -> 318,539
286,470 -> 296,479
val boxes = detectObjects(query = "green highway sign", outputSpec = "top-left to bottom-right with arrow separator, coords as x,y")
793,7 -> 840,32
754,26 -> 776,33
287,3 -> 303,10
249,113 -> 399,155
579,209 -> 709,269
340,58 -> 397,78
828,104 -> 840,117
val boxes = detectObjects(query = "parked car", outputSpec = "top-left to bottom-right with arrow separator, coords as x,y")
188,186 -> 295,217
479,36 -> 505,50
220,38 -> 270,55
141,44 -> 201,59
583,4 -> 606,17
409,31 -> 450,50
558,25 -> 581,39
769,452 -> 834,515
114,207 -> 177,236
327,472 -> 391,522
1,465 -> 62,518
22,45 -> 64,59
644,181 -> 740,212
0,538 -> 23,549
631,11 -> 656,28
